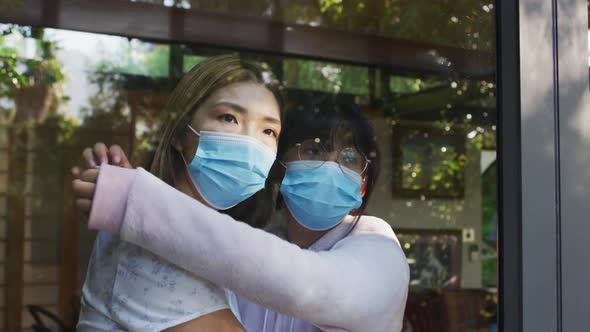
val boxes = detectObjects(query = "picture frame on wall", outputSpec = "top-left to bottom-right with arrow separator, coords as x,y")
396,229 -> 463,289
392,123 -> 466,199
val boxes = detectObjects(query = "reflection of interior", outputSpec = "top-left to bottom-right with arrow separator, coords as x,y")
1,1 -> 500,331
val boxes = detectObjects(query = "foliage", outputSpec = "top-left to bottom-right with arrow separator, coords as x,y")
389,77 -> 445,95
150,0 -> 496,51
183,55 -> 207,73
79,69 -> 130,130
283,59 -> 369,95
0,25 -> 65,90
100,41 -> 170,77
0,25 -> 67,123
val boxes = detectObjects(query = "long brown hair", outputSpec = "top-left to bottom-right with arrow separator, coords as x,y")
149,54 -> 282,228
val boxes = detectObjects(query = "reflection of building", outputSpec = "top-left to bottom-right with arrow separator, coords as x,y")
0,1 -> 589,331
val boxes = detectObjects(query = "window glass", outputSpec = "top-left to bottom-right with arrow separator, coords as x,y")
0,1 -> 497,330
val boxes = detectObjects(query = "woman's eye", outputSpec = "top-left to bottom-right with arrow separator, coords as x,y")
341,151 -> 357,163
219,114 -> 237,124
303,148 -> 320,155
263,129 -> 277,137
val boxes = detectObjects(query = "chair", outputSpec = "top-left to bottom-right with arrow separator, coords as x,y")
26,305 -> 76,332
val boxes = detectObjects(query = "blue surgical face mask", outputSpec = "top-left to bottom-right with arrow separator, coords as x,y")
279,160 -> 363,231
185,126 -> 276,210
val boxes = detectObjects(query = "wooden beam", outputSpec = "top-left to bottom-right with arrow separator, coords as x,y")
0,0 -> 494,78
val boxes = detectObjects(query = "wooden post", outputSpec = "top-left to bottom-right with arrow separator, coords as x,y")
58,146 -> 79,326
4,127 -> 27,332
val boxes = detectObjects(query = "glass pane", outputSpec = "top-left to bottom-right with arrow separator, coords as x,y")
109,0 -> 495,49
283,59 -> 370,95
1,0 -> 497,330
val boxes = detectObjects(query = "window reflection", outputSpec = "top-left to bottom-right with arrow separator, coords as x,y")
0,0 -> 497,330
121,0 -> 495,50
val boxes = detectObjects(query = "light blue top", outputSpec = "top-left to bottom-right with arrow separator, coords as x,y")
77,231 -> 229,331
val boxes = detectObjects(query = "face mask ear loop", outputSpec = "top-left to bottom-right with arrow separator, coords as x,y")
186,124 -> 201,137
171,124 -> 200,157
175,124 -> 199,181
182,124 -> 202,196
179,151 -> 189,167
177,145 -> 202,199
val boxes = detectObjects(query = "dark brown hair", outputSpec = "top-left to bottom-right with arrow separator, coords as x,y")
276,96 -> 380,225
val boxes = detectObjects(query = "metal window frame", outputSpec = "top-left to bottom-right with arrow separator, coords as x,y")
556,0 -> 590,330
496,0 -> 523,330
499,0 -> 590,331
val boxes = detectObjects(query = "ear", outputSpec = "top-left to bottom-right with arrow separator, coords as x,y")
360,175 -> 368,198
171,136 -> 183,153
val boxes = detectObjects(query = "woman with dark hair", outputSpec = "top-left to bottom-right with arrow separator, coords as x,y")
75,97 -> 409,331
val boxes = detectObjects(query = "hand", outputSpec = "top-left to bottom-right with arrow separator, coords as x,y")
82,143 -> 132,169
72,168 -> 99,215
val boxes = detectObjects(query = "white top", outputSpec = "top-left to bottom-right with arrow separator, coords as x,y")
77,231 -> 229,331
88,165 -> 410,332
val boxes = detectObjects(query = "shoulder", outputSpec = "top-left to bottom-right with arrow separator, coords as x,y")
350,215 -> 399,243
338,215 -> 407,269
345,215 -> 409,284
336,216 -> 409,327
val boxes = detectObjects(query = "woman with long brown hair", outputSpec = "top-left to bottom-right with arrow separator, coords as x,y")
76,54 -> 282,331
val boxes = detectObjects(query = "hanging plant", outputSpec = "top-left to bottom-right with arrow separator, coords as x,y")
0,26 -> 66,123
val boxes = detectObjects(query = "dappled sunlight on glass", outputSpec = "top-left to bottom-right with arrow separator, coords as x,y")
0,0 -> 497,329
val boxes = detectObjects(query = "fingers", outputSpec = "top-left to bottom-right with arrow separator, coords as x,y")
71,166 -> 81,179
108,144 -> 132,168
72,169 -> 98,218
80,169 -> 99,183
93,142 -> 109,165
83,142 -> 133,170
75,198 -> 92,214
83,148 -> 97,168
72,179 -> 96,199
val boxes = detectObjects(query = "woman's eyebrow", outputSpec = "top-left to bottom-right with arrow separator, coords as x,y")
215,101 -> 281,125
263,116 -> 281,126
214,101 -> 280,127
213,101 -> 247,113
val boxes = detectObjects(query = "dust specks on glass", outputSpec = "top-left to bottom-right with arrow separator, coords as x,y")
1,1 -> 497,330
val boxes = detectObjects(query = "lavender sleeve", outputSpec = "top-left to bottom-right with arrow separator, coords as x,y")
91,166 -> 409,330
88,164 -> 136,234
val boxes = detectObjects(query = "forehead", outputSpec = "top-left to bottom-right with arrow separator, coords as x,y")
207,81 -> 278,109
296,121 -> 357,146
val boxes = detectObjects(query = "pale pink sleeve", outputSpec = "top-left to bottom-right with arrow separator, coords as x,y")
88,164 -> 136,234
115,168 -> 409,331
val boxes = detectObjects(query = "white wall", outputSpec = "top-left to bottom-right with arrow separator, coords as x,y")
366,119 -> 484,288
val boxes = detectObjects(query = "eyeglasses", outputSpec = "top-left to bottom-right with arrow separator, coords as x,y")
283,138 -> 369,178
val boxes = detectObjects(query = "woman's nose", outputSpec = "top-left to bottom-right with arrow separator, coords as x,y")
241,125 -> 257,138
326,151 -> 340,162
